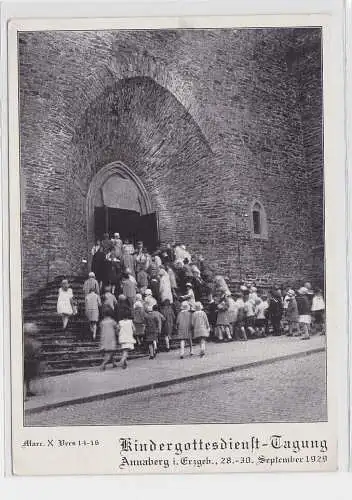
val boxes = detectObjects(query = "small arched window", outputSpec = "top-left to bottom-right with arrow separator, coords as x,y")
249,200 -> 268,240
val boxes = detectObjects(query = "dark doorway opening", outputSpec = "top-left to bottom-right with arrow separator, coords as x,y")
94,206 -> 159,252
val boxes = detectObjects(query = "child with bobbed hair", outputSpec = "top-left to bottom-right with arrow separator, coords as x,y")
192,302 -> 210,357
99,305 -> 118,371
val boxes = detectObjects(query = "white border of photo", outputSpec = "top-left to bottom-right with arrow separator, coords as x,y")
0,0 -> 350,494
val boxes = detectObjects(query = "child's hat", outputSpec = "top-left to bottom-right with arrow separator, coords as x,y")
287,289 -> 295,296
136,293 -> 142,301
195,301 -> 203,310
145,289 -> 152,296
102,304 -> 114,317
186,282 -> 193,288
24,322 -> 39,335
88,272 -> 95,278
181,301 -> 190,311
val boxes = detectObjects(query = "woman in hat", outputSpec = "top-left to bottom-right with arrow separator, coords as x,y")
91,245 -> 106,291
175,301 -> 193,359
296,287 -> 311,340
192,302 -> 210,357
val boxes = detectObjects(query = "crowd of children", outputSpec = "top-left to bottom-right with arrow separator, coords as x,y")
55,236 -> 326,370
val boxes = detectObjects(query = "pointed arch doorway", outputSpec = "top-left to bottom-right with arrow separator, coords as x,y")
86,161 -> 159,254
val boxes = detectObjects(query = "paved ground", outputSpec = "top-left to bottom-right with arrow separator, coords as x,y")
26,351 -> 326,426
25,335 -> 325,414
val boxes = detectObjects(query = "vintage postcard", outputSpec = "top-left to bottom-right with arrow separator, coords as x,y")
4,11 -> 346,475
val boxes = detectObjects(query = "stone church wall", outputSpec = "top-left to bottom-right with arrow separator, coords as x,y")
19,28 -> 323,296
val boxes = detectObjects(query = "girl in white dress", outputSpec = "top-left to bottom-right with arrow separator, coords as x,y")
56,279 -> 74,330
117,309 -> 136,369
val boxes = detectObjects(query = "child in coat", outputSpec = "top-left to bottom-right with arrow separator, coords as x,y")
144,289 -> 157,311
215,293 -> 232,341
207,298 -> 218,338
159,299 -> 175,351
285,290 -> 299,337
233,293 -> 248,341
99,305 -> 119,370
121,271 -> 137,310
243,291 -> 256,338
311,288 -> 325,335
133,296 -> 147,344
117,308 -> 136,369
296,287 -> 311,340
117,294 -> 131,321
175,301 -> 193,359
227,294 -> 238,338
144,305 -> 164,359
192,302 -> 210,357
85,286 -> 101,340
255,295 -> 269,337
102,285 -> 117,316
137,268 -> 149,295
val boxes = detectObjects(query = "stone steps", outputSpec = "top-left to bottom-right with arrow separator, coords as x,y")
23,274 -> 230,377
24,276 -> 183,376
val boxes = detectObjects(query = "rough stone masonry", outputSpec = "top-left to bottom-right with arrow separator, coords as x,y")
19,27 -> 323,297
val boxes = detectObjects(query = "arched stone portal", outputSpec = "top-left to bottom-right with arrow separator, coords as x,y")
86,161 -> 154,253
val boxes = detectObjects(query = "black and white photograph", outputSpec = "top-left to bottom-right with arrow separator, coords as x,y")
16,25 -> 328,429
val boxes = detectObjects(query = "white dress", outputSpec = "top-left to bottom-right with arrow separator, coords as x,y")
118,319 -> 136,350
57,287 -> 73,316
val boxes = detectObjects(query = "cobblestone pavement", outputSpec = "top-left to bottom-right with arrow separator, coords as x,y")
26,352 -> 326,426
25,335 -> 325,412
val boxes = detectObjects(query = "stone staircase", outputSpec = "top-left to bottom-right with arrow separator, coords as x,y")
23,276 -> 149,376
22,274 -> 279,377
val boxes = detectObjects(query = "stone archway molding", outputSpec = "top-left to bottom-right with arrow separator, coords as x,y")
86,161 -> 153,253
